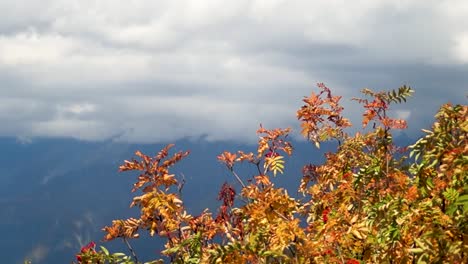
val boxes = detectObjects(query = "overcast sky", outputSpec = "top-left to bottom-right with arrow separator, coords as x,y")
0,0 -> 467,143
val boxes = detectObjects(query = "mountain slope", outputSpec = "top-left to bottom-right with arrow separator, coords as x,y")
0,135 -> 412,263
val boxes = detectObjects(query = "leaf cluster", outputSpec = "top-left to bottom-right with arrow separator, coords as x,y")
75,84 -> 467,264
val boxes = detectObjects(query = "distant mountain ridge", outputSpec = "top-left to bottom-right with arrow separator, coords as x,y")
0,134 -> 415,263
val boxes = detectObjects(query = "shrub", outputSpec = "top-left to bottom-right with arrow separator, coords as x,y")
74,84 -> 467,263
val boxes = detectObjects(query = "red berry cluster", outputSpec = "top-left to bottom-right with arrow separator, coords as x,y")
76,241 -> 96,262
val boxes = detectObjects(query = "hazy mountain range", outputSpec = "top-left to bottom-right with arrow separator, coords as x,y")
0,134 -> 414,263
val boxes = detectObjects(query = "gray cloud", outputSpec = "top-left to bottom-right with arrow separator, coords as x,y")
0,0 -> 466,143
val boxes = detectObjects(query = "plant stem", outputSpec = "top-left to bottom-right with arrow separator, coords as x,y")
230,168 -> 246,188
123,237 -> 139,263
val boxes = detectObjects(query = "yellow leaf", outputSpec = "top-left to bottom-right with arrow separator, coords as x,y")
352,229 -> 363,239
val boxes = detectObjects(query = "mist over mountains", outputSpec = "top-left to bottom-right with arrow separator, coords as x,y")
0,134 -> 414,264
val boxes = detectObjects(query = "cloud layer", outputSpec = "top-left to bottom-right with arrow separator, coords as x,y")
1,0 -> 467,142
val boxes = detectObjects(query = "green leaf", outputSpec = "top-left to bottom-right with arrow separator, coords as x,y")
443,188 -> 459,202
426,178 -> 434,189
417,253 -> 429,264
455,194 -> 468,212
100,246 -> 110,256
409,248 -> 424,253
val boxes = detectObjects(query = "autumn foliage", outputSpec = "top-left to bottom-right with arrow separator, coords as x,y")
75,84 -> 467,263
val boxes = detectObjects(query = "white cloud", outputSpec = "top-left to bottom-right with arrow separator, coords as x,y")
61,103 -> 96,115
0,0 -> 466,143
30,119 -> 111,140
453,32 -> 468,63
24,244 -> 49,263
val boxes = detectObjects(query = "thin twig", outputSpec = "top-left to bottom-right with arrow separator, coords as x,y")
255,162 -> 263,176
178,173 -> 186,195
335,243 -> 345,263
123,237 -> 139,263
230,168 -> 246,188
273,209 -> 289,221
